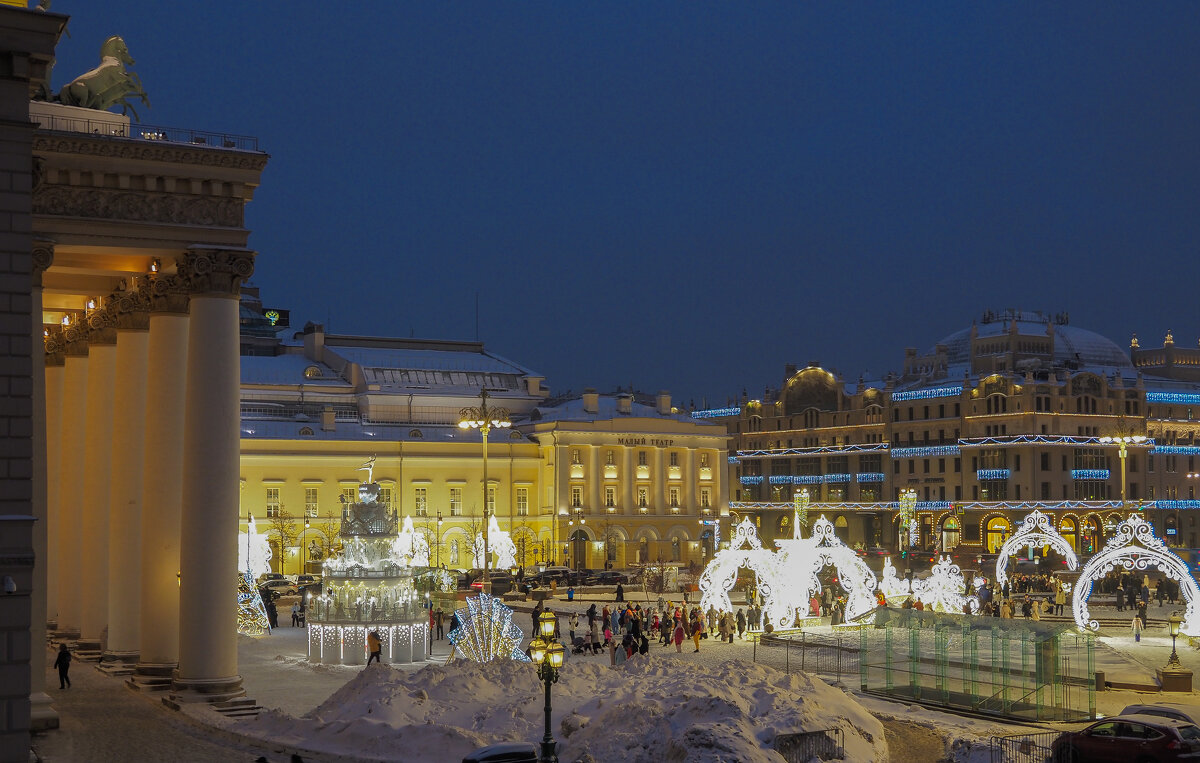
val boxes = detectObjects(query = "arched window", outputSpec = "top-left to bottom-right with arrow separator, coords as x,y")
671,537 -> 681,562
1060,517 -> 1078,552
986,516 -> 1011,553
298,426 -> 314,436
409,428 -> 423,438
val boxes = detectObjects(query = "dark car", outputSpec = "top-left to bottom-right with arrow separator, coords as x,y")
1050,713 -> 1200,762
464,571 -> 515,596
589,571 -> 627,586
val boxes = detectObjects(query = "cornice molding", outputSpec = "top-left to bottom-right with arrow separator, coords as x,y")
31,133 -> 269,172
33,185 -> 244,228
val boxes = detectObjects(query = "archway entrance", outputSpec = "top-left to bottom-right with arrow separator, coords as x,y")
941,515 -> 961,552
568,529 -> 588,570
1059,516 -> 1078,552
985,516 -> 1011,553
1082,515 -> 1102,554
775,515 -> 880,623
1073,516 -> 1200,635
994,510 -> 1079,590
698,518 -> 784,622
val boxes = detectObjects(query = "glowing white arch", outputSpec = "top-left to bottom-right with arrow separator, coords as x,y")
995,509 -> 1079,589
1072,515 -> 1200,635
776,515 -> 880,622
698,518 -> 789,626
911,556 -> 980,614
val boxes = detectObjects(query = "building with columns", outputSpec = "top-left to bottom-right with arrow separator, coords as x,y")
705,310 -> 1200,564
26,54 -> 266,737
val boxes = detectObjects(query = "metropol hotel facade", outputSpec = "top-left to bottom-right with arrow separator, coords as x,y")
706,311 -> 1200,563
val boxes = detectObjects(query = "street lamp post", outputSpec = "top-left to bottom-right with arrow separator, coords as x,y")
301,519 -> 310,575
567,508 -> 585,569
436,512 -> 444,568
1099,433 -> 1146,512
528,610 -> 564,763
1168,614 -> 1183,668
458,388 -> 511,591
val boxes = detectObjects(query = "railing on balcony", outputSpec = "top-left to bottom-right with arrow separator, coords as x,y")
35,112 -> 259,151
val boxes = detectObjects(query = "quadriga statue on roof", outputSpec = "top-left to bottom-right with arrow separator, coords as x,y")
58,35 -> 150,120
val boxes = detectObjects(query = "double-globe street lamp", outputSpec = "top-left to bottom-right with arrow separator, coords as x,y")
458,389 -> 511,592
528,610 -> 565,763
1099,432 -> 1147,512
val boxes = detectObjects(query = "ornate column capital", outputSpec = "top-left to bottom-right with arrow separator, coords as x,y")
147,274 -> 191,315
111,282 -> 152,331
86,302 -> 118,346
63,321 -> 89,357
32,239 -> 54,288
178,247 -> 255,298
44,325 -> 65,367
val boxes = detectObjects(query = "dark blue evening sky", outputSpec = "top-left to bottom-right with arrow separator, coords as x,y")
51,3 -> 1200,406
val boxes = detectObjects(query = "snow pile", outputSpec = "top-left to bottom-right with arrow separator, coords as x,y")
244,654 -> 886,762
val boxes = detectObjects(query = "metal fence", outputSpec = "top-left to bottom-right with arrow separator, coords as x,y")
35,111 -> 259,151
773,728 -> 845,762
989,730 -> 1061,763
753,632 -> 859,685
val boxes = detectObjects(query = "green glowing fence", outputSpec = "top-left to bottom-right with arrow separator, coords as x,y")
859,609 -> 1095,722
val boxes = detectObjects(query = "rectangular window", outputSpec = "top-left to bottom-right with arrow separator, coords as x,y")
638,451 -> 647,466
414,487 -> 428,517
379,487 -> 393,512
516,487 -> 528,516
701,488 -> 710,508
699,453 -> 709,467
1041,453 -> 1050,471
571,487 -> 582,508
449,487 -> 463,516
266,488 -> 280,518
487,486 -> 496,513
341,487 -> 357,505
637,487 -> 648,508
669,487 -> 680,508
669,452 -> 679,467
605,487 -> 616,508
304,487 -> 319,518
571,449 -> 581,465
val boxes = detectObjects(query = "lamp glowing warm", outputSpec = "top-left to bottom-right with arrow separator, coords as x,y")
529,638 -> 546,664
547,642 -> 565,669
539,610 -> 556,639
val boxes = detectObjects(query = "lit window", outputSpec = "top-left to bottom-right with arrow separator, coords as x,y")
266,488 -> 280,518
605,487 -> 616,508
516,488 -> 528,516
414,488 -> 428,517
450,488 -> 462,516
670,487 -> 680,509
304,487 -> 319,518
571,487 -> 582,508
638,488 -> 648,509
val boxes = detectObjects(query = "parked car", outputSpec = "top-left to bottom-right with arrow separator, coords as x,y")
297,574 -> 320,587
589,571 -> 628,586
1120,702 -> 1200,728
464,571 -> 515,596
257,572 -> 286,586
1050,713 -> 1200,762
259,579 -> 296,598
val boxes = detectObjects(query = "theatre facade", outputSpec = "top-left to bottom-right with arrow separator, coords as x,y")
703,310 -> 1200,561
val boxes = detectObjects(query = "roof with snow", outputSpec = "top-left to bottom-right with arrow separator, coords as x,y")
532,394 -> 723,428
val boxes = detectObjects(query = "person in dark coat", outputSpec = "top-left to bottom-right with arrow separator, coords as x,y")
53,644 -> 71,689
615,583 -> 625,602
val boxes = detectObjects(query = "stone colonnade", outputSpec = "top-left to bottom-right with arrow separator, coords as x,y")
38,245 -> 254,703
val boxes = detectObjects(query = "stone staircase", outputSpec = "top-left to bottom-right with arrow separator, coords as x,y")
210,697 -> 264,720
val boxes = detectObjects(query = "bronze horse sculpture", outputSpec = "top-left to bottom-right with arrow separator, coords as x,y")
58,35 -> 149,120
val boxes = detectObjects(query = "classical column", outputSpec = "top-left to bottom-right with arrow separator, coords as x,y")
43,328 -> 64,629
57,323 -> 89,638
29,243 -> 56,729
131,275 -> 189,690
78,303 -> 117,655
103,285 -> 150,666
171,248 -> 254,702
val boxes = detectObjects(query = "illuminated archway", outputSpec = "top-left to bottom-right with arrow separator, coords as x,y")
911,556 -> 980,614
776,515 -> 879,622
995,510 -> 1079,590
1081,514 -> 1103,554
985,515 -> 1011,553
1072,516 -> 1200,635
1059,515 -> 1078,552
941,515 -> 961,552
698,518 -> 789,626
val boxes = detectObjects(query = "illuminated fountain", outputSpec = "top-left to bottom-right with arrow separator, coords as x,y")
307,471 -> 428,664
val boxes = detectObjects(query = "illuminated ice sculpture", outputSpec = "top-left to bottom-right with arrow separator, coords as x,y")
698,517 -> 791,627
1072,515 -> 1200,635
237,516 -> 272,635
910,556 -> 980,614
471,515 -> 517,570
878,556 -> 912,605
776,515 -> 879,623
994,509 -> 1078,591
238,515 -> 272,579
393,515 -> 431,567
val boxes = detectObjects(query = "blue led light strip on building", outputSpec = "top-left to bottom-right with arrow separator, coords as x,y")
891,386 -> 963,402
1153,500 -> 1200,510
726,499 -> 1128,512
890,445 -> 960,458
1070,469 -> 1111,480
739,476 -> 763,485
1151,446 -> 1200,455
691,407 -> 741,418
1146,392 -> 1200,405
736,443 -> 891,458
856,473 -> 886,483
976,469 -> 1010,481
960,435 -> 1155,448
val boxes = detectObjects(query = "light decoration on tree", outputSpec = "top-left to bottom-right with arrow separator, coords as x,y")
237,572 -> 271,635
794,488 -> 810,530
393,516 -> 431,567
448,593 -> 530,662
878,556 -> 912,605
775,515 -> 880,623
1072,516 -> 1200,635
238,515 -> 272,579
910,556 -> 980,614
899,489 -> 918,547
699,517 -> 791,628
994,509 -> 1078,591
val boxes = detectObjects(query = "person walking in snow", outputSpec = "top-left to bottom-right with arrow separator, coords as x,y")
1132,615 -> 1145,642
367,631 -> 382,665
673,619 -> 686,652
53,644 -> 71,689
569,612 -> 578,644
736,608 -> 746,639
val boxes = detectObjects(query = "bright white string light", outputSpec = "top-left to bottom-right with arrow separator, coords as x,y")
910,556 -> 979,614
471,515 -> 518,570
878,556 -> 912,606
994,509 -> 1078,591
393,515 -> 431,567
1072,515 -> 1200,635
698,517 -> 790,625
238,515 -> 272,579
775,515 -> 880,623
447,593 -> 530,662
237,571 -> 271,635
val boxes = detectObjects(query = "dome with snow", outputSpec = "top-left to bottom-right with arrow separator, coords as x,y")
929,310 -> 1134,372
